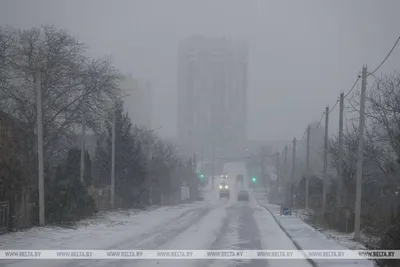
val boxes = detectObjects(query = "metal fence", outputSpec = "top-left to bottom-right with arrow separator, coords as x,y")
0,201 -> 9,234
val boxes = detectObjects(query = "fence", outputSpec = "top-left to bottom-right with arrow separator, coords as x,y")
87,186 -> 110,210
0,201 -> 9,234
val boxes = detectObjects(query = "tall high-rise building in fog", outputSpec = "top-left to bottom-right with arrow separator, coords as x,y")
177,36 -> 248,158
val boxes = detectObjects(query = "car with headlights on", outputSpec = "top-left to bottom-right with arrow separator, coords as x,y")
219,182 -> 230,198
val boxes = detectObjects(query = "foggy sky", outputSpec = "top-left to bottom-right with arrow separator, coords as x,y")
1,0 -> 399,141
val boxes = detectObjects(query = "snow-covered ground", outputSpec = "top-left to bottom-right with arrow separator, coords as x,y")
253,191 -> 377,267
2,163 -> 381,267
2,188 -> 313,267
295,209 -> 380,250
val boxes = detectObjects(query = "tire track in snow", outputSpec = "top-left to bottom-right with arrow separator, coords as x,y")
19,203 -> 216,267
195,201 -> 260,267
130,199 -> 231,267
70,203 -> 220,267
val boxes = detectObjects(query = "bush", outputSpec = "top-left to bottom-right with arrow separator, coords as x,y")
45,149 -> 97,224
378,224 -> 400,267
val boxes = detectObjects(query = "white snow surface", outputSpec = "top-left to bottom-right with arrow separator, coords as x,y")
2,194 -> 312,267
1,204 -> 206,250
250,194 -> 312,267
253,192 -> 377,267
295,209 -> 378,250
2,182 -> 377,267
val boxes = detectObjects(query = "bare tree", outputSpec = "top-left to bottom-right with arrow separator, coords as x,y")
0,25 -> 121,166
0,27 -> 14,92
367,73 -> 400,188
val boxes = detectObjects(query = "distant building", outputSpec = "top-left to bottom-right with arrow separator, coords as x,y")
177,36 -> 248,158
120,74 -> 153,129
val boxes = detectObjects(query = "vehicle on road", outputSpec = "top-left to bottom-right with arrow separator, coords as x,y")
238,190 -> 249,201
219,182 -> 230,198
220,173 -> 228,179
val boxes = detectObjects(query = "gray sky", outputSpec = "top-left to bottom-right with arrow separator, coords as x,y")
1,0 -> 399,141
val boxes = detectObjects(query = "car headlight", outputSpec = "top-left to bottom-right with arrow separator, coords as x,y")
219,185 -> 223,189
225,185 -> 228,189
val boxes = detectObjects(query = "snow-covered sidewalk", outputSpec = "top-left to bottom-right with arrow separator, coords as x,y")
1,188 -> 218,250
0,202 -> 208,250
252,192 -> 377,267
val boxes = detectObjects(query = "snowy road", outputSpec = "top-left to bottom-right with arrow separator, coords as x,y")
2,191 -> 311,267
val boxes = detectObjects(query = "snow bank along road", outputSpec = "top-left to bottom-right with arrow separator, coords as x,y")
2,190 -> 312,267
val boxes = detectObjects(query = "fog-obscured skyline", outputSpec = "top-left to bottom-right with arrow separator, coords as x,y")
1,0 -> 399,141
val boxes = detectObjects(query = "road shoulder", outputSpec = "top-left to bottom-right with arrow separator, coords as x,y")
252,191 -> 377,267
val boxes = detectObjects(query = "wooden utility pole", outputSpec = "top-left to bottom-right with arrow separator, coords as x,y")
291,138 -> 296,207
283,145 -> 289,204
111,108 -> 116,209
212,146 -> 215,190
354,66 -> 367,240
276,152 -> 280,191
80,99 -> 86,184
336,93 -> 344,224
305,125 -> 310,210
36,71 -> 45,226
322,106 -> 329,217
261,148 -> 265,192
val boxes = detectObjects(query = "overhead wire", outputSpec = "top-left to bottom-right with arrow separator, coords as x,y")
329,99 -> 340,114
315,112 -> 325,129
370,36 -> 400,75
344,76 -> 360,99
311,73 -> 360,131
286,35 -> 399,155
300,127 -> 307,141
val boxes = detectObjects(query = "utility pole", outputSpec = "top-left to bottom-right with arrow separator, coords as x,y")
276,152 -> 280,191
336,93 -> 344,224
322,106 -> 329,217
36,71 -> 45,226
355,66 -> 367,240
283,145 -> 288,178
80,99 -> 86,184
305,125 -> 311,210
283,145 -> 288,204
261,148 -> 266,192
110,108 -> 116,209
212,145 -> 215,190
291,138 -> 296,208
147,142 -> 153,205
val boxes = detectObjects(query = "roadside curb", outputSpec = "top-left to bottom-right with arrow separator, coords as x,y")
254,195 -> 378,267
253,195 -> 317,267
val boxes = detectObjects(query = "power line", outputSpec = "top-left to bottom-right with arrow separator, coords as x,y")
283,36 -> 400,169
300,127 -> 307,141
311,73 -> 360,131
329,99 -> 340,114
370,36 -> 400,75
315,112 -> 325,128
344,76 -> 360,99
